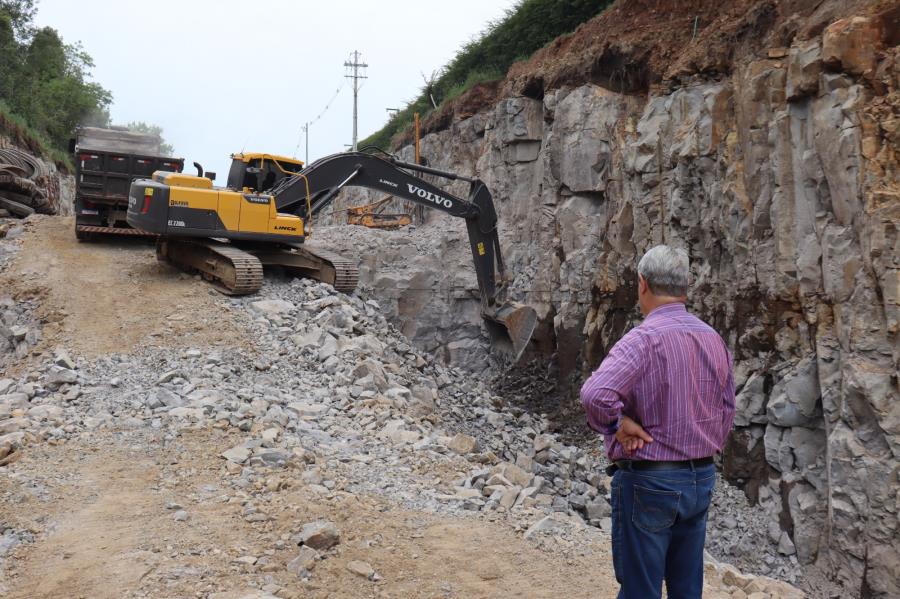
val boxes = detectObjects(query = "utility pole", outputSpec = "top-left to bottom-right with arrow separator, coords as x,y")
302,122 -> 309,165
344,50 -> 368,151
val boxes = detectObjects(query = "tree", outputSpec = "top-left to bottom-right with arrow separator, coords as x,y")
11,26 -> 111,148
0,0 -> 35,39
126,121 -> 174,156
0,13 -> 20,98
0,4 -> 113,154
0,0 -> 112,156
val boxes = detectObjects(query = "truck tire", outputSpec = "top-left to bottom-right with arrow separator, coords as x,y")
74,227 -> 93,242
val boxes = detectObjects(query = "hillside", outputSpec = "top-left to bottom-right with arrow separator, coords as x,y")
359,0 -> 614,150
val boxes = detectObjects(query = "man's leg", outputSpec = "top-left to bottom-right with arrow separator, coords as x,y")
612,470 -> 681,599
664,467 -> 716,598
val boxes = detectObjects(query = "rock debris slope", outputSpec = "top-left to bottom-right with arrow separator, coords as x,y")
320,2 -> 899,597
1,219 -> 803,597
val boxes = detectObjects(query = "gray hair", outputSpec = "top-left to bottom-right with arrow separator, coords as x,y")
638,245 -> 689,296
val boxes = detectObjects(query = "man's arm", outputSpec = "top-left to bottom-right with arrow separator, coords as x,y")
718,348 -> 737,446
581,387 -> 623,435
580,328 -> 646,435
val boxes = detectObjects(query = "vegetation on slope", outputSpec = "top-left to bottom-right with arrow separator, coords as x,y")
0,1 -> 176,166
0,1 -> 111,162
0,99 -> 71,167
359,0 -> 613,150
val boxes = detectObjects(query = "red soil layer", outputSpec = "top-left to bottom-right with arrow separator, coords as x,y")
396,0 -> 895,146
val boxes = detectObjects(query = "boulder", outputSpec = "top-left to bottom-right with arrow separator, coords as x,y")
286,546 -> 319,576
786,40 -> 822,100
296,521 -> 340,550
822,16 -> 882,77
221,445 -> 251,463
447,433 -> 477,454
250,299 -> 294,316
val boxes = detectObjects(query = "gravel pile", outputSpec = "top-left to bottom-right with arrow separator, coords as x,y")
0,220 -> 41,373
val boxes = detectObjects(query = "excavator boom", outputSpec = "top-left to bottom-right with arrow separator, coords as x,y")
269,151 -> 535,360
128,150 -> 536,360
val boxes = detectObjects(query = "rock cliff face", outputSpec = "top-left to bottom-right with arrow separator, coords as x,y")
321,5 -> 898,596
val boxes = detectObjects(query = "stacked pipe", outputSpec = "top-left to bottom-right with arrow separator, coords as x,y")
0,147 -> 52,218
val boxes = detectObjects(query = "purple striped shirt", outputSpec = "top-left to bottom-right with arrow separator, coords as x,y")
580,302 -> 735,461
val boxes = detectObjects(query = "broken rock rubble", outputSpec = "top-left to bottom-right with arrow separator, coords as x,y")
0,271 -> 805,596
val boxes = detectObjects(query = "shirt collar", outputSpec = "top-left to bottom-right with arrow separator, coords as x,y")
645,302 -> 687,321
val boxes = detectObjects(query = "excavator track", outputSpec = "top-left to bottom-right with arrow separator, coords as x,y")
156,238 -> 264,295
247,244 -> 359,293
301,247 -> 359,292
156,238 -> 358,295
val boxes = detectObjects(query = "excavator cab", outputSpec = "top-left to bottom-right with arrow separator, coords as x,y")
227,153 -> 304,193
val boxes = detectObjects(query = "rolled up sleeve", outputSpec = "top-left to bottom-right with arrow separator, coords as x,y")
580,328 -> 646,435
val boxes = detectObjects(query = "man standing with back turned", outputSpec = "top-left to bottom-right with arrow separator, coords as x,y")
581,245 -> 735,599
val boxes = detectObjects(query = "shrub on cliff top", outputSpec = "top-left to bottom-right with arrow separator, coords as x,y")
360,0 -> 613,151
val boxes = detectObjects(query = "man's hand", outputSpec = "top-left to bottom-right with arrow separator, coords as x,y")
615,416 -> 654,455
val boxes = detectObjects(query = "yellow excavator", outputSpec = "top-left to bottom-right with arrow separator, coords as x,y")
126,148 -> 536,359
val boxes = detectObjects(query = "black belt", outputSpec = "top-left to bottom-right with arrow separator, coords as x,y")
606,457 -> 714,476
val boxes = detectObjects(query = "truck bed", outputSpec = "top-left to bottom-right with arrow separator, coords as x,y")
73,142 -> 184,239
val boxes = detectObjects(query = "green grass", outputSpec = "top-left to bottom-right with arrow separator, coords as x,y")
359,0 -> 613,150
440,67 -> 506,105
0,100 -> 73,172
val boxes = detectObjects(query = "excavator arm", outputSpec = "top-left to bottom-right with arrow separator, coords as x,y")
268,151 -> 536,360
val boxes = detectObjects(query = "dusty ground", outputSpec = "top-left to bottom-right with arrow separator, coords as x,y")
0,216 -> 248,364
0,217 -> 805,599
0,217 -> 620,599
0,429 -> 617,599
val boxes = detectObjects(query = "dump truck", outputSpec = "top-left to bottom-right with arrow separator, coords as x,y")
69,126 -> 184,240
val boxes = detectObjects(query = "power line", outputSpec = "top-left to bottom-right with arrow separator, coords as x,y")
309,81 -> 345,126
294,80 -> 345,159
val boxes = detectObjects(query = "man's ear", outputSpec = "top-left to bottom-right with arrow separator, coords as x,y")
638,274 -> 648,294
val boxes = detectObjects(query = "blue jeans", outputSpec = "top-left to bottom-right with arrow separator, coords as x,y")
610,463 -> 716,599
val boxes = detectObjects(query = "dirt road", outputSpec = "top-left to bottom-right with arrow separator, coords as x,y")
0,217 -> 620,599
0,217 -> 795,599
1,428 -> 618,599
0,216 -> 248,363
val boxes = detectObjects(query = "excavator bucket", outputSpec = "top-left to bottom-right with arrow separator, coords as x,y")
482,301 -> 537,362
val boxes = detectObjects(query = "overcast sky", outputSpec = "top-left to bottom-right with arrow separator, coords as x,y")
35,0 -> 516,178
